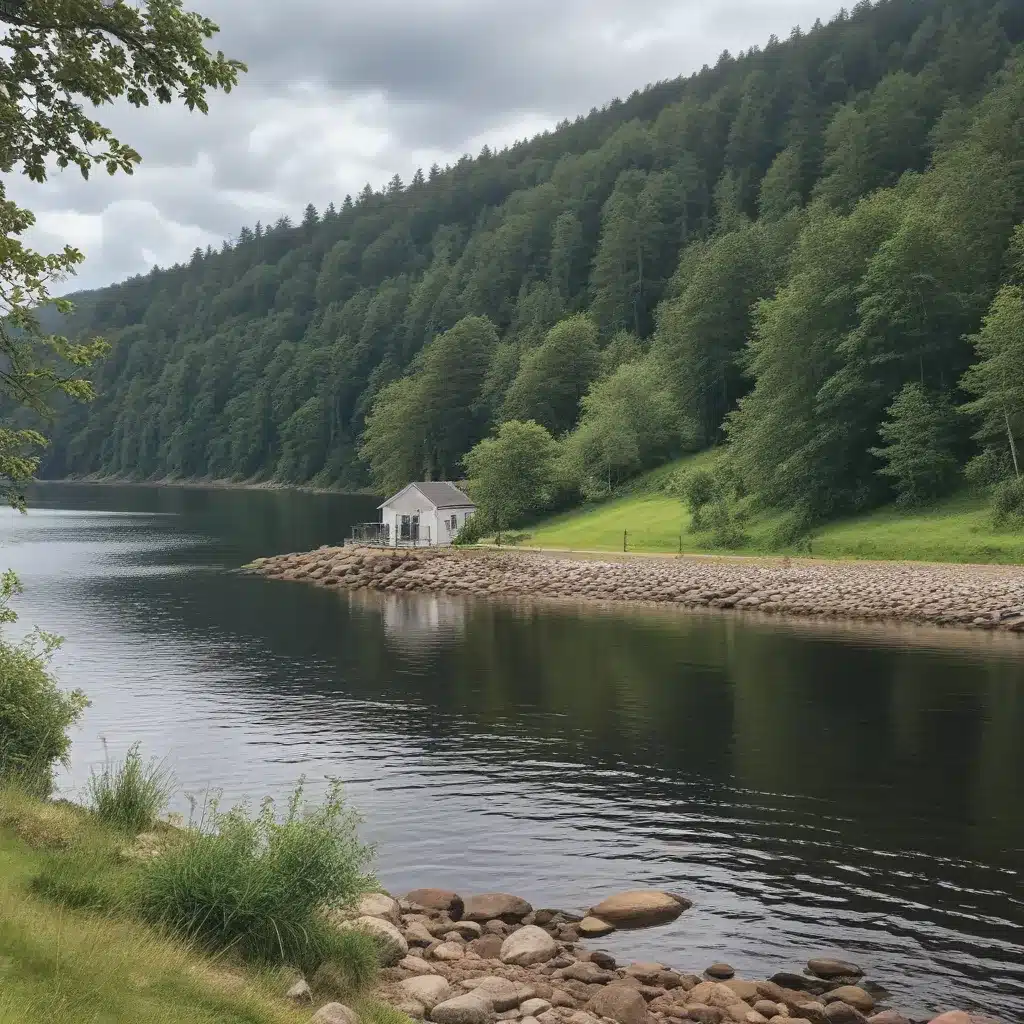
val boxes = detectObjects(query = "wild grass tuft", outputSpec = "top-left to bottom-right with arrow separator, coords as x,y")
133,778 -> 377,977
87,741 -> 175,835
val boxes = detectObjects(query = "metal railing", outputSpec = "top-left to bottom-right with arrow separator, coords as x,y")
346,522 -> 433,548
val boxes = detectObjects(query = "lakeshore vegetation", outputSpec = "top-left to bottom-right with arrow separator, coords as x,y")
18,0 -> 1024,556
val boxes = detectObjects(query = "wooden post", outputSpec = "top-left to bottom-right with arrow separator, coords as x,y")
679,534 -> 682,554
623,530 -> 627,553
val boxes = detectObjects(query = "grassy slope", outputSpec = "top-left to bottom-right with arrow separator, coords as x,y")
0,792 -> 310,1024
518,456 -> 1024,564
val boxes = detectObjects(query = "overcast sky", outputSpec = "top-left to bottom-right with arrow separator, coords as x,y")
9,0 -> 843,293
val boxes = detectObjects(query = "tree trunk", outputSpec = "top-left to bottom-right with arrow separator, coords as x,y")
1006,407 -> 1021,479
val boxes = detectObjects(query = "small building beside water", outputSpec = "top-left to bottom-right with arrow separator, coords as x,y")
354,481 -> 476,548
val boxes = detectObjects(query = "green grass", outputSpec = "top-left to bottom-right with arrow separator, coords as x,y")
508,454 -> 1024,564
0,784 -> 395,1024
88,741 -> 175,834
0,794 -> 310,1024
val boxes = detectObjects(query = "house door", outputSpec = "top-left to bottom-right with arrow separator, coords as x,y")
410,514 -> 420,541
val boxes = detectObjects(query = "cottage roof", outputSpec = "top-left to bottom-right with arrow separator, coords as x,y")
379,481 -> 475,510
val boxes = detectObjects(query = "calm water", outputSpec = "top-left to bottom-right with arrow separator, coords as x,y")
4,483 -> 1024,1020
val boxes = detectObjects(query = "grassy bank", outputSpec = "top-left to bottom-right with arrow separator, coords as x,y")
512,456 -> 1024,564
0,790 -> 310,1024
0,779 -> 395,1024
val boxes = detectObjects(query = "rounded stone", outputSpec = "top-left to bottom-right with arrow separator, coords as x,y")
823,988 -> 874,1013
407,889 -> 465,919
824,1003 -> 870,1024
429,994 -> 492,1024
336,915 -> 408,966
431,941 -> 465,962
401,976 -> 453,1011
807,960 -> 864,980
358,892 -> 401,924
312,1004 -> 361,1024
589,890 -> 688,928
579,916 -> 616,937
706,964 -> 735,980
500,924 -> 558,966
463,893 -> 534,923
587,985 -> 650,1024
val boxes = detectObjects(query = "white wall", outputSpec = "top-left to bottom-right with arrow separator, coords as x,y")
379,495 -> 474,547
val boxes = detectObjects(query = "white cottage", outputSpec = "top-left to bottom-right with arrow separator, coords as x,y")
377,482 -> 476,547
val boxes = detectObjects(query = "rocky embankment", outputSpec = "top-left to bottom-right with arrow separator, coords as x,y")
244,547 -> 1024,633
296,887 -> 998,1024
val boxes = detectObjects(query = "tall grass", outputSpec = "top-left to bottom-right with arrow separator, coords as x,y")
87,742 -> 174,834
134,779 -> 378,978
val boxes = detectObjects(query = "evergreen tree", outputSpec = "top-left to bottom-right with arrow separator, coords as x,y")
869,382 -> 960,506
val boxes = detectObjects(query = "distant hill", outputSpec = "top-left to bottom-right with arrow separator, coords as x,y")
38,0 -> 1024,529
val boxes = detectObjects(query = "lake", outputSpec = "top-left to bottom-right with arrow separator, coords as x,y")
4,482 -> 1024,1020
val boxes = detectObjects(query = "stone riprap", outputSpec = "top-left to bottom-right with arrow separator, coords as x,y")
307,887 -> 1000,1024
243,546 -> 1024,633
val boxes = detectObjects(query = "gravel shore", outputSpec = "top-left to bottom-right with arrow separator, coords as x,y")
244,546 -> 1024,634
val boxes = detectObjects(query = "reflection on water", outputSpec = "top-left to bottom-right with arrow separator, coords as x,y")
3,483 -> 1024,1020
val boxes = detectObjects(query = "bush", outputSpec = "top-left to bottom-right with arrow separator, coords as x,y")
0,571 -> 89,796
992,477 -> 1024,527
133,779 -> 376,976
683,470 -> 718,531
87,741 -> 175,834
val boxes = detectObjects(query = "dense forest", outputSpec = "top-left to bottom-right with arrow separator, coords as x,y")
37,0 -> 1024,535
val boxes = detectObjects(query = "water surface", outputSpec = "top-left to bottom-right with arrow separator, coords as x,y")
4,483 -> 1024,1020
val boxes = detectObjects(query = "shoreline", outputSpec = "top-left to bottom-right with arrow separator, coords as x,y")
35,474 -> 377,497
243,545 -> 1024,635
348,887 -> 984,1024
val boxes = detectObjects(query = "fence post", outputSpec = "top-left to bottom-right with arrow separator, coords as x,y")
623,529 -> 627,553
679,534 -> 682,554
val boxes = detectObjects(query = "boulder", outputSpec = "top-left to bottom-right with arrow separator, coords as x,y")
687,983 -> 743,1009
432,941 -> 465,962
359,892 -> 401,924
587,985 -> 650,1024
500,925 -> 558,966
401,956 -> 439,975
430,993 -> 492,1024
590,951 -> 617,971
686,1007 -> 726,1024
561,962 -> 616,984
865,1015 -> 909,1024
402,976 -> 454,1011
395,1000 -> 427,1019
590,890 -> 688,928
406,922 -> 436,946
408,889 -> 466,919
522,999 -> 554,1016
723,980 -> 759,1002
823,989 -> 873,1013
808,960 -> 863,980
286,979 -> 312,1003
464,893 -> 534,923
338,915 -> 408,966
624,963 -> 667,983
706,964 -> 734,981
471,976 -> 522,1011
579,916 -> 616,937
312,1004 -> 360,1024
468,934 -> 505,959
754,1003 -> 781,1019
823,1004 -> 869,1024
925,1017 -> 971,1024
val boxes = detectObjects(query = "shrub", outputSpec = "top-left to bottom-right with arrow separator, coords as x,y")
683,470 -> 719,531
0,571 -> 89,796
133,779 -> 376,976
992,477 -> 1024,527
87,741 -> 175,834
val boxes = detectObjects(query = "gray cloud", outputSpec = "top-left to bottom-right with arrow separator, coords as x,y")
5,0 -> 842,293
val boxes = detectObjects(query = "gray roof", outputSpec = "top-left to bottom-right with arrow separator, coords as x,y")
379,481 -> 475,510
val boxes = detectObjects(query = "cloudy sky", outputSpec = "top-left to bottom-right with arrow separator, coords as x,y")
10,0 -> 843,293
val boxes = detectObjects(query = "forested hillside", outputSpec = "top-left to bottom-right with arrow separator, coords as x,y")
40,0 -> 1024,535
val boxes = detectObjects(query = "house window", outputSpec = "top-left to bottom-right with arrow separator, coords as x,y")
449,515 -> 458,532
